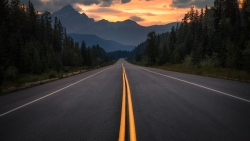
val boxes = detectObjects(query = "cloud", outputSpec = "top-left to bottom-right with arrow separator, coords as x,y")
81,0 -> 100,6
145,13 -> 155,16
20,0 -> 131,12
87,14 -> 102,20
86,8 -> 122,13
169,0 -> 214,8
130,15 -> 144,22
121,0 -> 131,4
72,5 -> 82,12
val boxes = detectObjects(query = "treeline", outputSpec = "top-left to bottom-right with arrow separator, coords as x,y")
108,50 -> 131,60
0,0 -> 112,84
128,0 -> 250,72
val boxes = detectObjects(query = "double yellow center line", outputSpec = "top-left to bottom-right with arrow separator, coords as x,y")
118,64 -> 137,141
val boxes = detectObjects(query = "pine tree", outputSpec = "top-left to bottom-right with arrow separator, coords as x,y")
214,0 -> 223,31
242,0 -> 250,41
27,1 -> 37,40
87,48 -> 92,66
146,31 -> 158,65
81,41 -> 87,66
168,27 -> 177,63
222,0 -> 240,27
53,16 -> 61,52
0,22 -> 9,85
31,48 -> 42,74
0,0 -> 9,24
243,41 -> 250,72
42,11 -> 52,44
159,43 -> 168,65
20,44 -> 32,73
191,37 -> 202,64
58,20 -> 64,51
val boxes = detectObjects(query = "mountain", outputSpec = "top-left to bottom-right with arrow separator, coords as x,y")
79,19 -> 179,45
52,4 -> 180,46
68,33 -> 134,52
52,4 -> 95,32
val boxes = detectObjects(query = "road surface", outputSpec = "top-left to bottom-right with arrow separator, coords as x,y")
0,59 -> 250,140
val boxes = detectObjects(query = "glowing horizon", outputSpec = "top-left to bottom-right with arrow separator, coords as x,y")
72,0 -> 204,26
29,0 -> 214,26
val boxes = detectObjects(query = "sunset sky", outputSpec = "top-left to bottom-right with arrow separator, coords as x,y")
21,0 -> 215,26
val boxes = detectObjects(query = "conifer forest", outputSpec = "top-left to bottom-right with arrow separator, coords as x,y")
0,0 -> 113,87
129,0 -> 250,75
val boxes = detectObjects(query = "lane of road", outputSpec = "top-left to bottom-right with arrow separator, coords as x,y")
123,60 -> 250,140
0,59 -> 250,140
0,62 -> 122,141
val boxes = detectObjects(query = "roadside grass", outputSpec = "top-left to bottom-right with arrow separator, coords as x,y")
1,61 -> 115,95
158,64 -> 250,82
2,72 -> 56,88
128,60 -> 250,82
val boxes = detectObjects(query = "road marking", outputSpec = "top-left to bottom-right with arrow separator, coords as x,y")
124,68 -> 137,141
0,67 -> 111,117
138,67 -> 250,103
118,64 -> 126,141
118,64 -> 137,141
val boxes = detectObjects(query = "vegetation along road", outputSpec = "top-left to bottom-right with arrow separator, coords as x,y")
0,59 -> 250,141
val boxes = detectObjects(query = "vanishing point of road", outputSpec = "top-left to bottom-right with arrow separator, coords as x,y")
1,59 -> 250,141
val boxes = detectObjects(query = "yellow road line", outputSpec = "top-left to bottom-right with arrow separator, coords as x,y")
119,64 -> 137,141
118,64 -> 126,141
124,69 -> 137,141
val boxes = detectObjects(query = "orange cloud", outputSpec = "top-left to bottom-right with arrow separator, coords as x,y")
75,0 -> 210,26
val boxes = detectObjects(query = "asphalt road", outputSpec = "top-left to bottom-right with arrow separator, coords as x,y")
1,59 -> 250,141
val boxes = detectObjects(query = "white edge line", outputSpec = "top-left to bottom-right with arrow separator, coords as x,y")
138,67 -> 250,103
0,67 -> 111,117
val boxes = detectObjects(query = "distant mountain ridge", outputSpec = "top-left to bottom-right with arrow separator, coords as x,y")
68,33 -> 134,52
52,4 -> 179,46
52,4 -> 95,31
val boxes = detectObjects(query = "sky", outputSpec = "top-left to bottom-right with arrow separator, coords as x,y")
20,0 -> 214,26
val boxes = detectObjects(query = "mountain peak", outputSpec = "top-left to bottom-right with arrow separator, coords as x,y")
53,4 -> 78,15
124,19 -> 137,24
124,19 -> 135,22
99,19 -> 109,23
61,4 -> 74,11
115,19 -> 139,27
60,4 -> 78,13
52,4 -> 95,33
